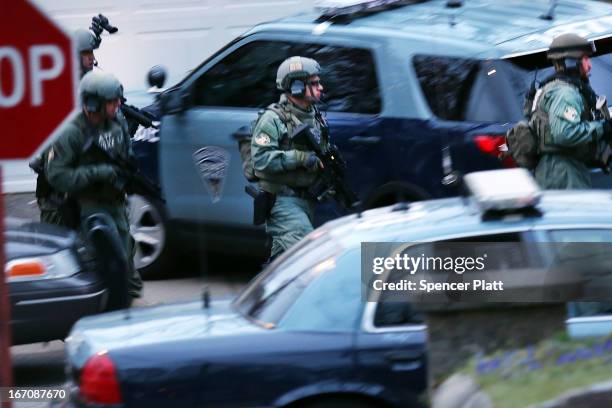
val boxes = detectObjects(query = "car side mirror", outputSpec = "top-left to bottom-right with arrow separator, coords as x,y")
147,65 -> 167,89
159,86 -> 191,115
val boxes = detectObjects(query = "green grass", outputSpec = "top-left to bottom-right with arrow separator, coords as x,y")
460,335 -> 612,408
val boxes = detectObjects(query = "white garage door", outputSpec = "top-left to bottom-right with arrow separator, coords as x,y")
4,0 -> 315,192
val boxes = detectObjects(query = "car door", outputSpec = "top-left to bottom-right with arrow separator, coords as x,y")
355,230 -> 541,404
355,300 -> 427,405
159,36 -> 284,227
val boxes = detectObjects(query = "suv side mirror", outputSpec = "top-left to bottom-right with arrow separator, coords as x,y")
160,87 -> 191,115
147,65 -> 167,89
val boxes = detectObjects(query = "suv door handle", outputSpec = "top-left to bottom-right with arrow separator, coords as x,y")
384,350 -> 422,362
349,135 -> 381,145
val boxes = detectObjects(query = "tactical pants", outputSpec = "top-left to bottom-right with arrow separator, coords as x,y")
265,196 -> 315,259
40,209 -> 65,225
80,200 -> 143,299
38,196 -> 68,226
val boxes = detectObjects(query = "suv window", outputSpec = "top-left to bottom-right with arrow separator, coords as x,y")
415,51 -> 612,123
413,55 -> 529,123
193,40 -> 381,114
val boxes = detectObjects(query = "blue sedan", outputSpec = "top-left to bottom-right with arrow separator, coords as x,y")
58,175 -> 612,408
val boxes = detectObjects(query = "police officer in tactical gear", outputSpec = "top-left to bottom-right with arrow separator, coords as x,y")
533,33 -> 612,189
45,71 -> 143,304
74,28 -> 98,78
251,56 -> 328,260
30,28 -> 101,225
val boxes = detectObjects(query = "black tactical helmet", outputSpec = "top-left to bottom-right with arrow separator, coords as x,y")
547,33 -> 596,60
79,71 -> 123,112
74,28 -> 97,53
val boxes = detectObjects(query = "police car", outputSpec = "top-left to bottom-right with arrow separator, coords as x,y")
58,169 -> 612,407
6,219 -> 107,345
130,0 -> 612,278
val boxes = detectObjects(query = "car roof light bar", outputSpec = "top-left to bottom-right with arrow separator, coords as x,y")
315,0 -> 426,21
463,168 -> 542,213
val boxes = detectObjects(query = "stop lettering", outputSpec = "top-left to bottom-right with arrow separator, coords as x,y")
0,0 -> 76,160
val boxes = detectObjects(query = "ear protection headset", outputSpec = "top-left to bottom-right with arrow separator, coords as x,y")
563,57 -> 582,74
290,79 -> 306,98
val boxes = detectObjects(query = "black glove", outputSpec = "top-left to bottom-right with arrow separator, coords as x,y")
305,154 -> 323,172
90,164 -> 126,190
91,164 -> 118,182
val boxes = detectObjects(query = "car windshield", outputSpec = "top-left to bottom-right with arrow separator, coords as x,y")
233,231 -> 342,327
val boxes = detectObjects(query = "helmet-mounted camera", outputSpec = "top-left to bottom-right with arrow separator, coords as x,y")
89,14 -> 118,49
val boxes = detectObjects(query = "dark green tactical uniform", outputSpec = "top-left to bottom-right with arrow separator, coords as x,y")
32,28 -> 99,225
46,71 -> 142,299
252,56 -> 328,258
533,33 -> 610,189
534,79 -> 605,189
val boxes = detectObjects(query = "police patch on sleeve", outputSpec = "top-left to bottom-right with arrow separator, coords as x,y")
254,133 -> 271,145
563,106 -> 579,122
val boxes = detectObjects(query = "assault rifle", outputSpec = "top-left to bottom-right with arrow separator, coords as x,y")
84,140 -> 164,202
291,123 -> 359,210
120,98 -> 159,130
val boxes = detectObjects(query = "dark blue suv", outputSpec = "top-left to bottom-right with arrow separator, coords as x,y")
129,0 -> 612,278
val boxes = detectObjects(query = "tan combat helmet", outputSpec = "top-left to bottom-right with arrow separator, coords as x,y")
276,56 -> 321,93
547,33 -> 596,60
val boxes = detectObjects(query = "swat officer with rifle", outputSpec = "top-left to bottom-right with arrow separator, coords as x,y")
29,14 -> 162,308
245,56 -> 357,262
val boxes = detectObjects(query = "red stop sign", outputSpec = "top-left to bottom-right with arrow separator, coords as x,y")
0,0 -> 76,160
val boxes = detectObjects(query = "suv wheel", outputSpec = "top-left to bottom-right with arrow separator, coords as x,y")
128,194 -> 172,280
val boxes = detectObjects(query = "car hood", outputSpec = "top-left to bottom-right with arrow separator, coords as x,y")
67,300 -> 263,368
4,218 -> 78,261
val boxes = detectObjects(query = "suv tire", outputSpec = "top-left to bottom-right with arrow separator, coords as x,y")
128,194 -> 173,280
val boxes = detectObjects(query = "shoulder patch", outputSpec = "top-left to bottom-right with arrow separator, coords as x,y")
254,133 -> 271,145
563,106 -> 579,122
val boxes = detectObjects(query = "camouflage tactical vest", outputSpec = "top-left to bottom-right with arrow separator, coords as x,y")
240,102 -> 326,191
532,79 -> 596,161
